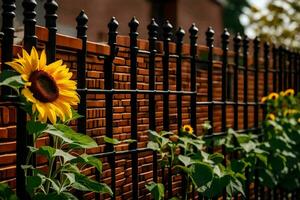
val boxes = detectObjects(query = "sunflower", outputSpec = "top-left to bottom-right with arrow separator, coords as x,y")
182,125 -> 194,135
268,92 -> 279,100
6,47 -> 79,124
283,89 -> 295,96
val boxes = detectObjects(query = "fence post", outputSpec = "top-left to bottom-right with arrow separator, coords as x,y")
278,46 -> 283,91
272,45 -> 277,92
162,20 -> 172,132
128,17 -> 139,199
221,28 -> 230,200
147,18 -> 158,183
176,27 -> 185,134
283,48 -> 288,90
288,50 -> 293,89
253,36 -> 260,200
104,17 -> 119,200
189,24 -> 198,135
19,0 -> 38,199
233,33 -> 241,131
294,52 -> 299,92
206,27 -> 214,147
263,42 -> 270,116
44,0 -> 58,63
1,0 -> 16,96
76,10 -> 88,134
243,35 -> 249,131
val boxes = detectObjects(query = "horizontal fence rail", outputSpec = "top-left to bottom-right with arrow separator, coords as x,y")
0,0 -> 300,200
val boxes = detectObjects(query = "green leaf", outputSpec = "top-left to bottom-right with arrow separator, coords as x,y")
258,169 -> 277,188
178,155 -> 193,167
26,120 -> 47,137
147,141 -> 160,151
0,71 -> 24,94
230,160 -> 247,173
54,149 -> 76,163
70,154 -> 102,172
226,177 -> 245,197
269,155 -> 286,173
203,175 -> 230,198
104,136 -> 120,145
145,182 -> 164,200
190,162 -> 213,187
0,182 -> 18,200
37,146 -> 56,159
208,153 -> 224,164
73,173 -> 113,196
48,124 -> 98,148
26,176 -> 43,194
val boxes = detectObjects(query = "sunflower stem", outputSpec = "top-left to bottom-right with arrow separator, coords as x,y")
45,135 -> 58,193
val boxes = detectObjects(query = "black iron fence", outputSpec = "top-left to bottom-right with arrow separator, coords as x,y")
0,0 -> 299,200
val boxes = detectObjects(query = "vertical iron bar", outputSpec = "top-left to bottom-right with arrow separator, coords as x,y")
76,10 -> 88,200
294,52 -> 299,92
176,27 -> 185,133
162,20 -> 173,198
233,33 -> 241,131
272,45 -> 278,92
243,35 -> 249,131
1,0 -> 16,96
129,17 -> 139,200
253,37 -> 260,200
263,42 -> 270,117
44,0 -> 58,63
147,19 -> 158,183
189,24 -> 198,135
104,17 -> 119,200
175,26 -> 186,198
162,20 -> 172,131
278,46 -> 283,91
221,28 -> 230,200
21,0 -> 37,199
283,48 -> 287,90
288,50 -> 293,89
243,35 -> 250,199
206,27 -> 214,154
76,11 -> 88,134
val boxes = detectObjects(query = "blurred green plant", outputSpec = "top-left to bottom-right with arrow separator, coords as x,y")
146,124 -> 245,199
246,0 -> 300,48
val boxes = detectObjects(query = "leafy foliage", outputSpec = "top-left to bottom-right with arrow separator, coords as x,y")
245,0 -> 300,48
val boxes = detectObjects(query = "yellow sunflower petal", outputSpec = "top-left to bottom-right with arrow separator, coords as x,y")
22,88 -> 37,103
35,102 -> 46,119
39,49 -> 47,70
46,60 -> 63,74
30,47 -> 40,70
5,61 -> 24,74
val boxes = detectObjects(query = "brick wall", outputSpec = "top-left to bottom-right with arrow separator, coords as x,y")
0,26 -> 276,199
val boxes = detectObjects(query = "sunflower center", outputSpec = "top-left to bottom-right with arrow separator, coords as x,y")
185,127 -> 190,132
29,70 -> 59,102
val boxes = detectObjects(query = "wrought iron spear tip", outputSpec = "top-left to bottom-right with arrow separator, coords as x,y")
163,20 -> 173,33
76,10 -> 88,25
206,26 -> 215,37
44,0 -> 58,12
108,17 -> 119,30
22,0 -> 37,10
221,28 -> 230,41
147,18 -> 159,31
176,27 -> 185,38
128,16 -> 139,30
234,32 -> 242,43
189,23 -> 198,36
